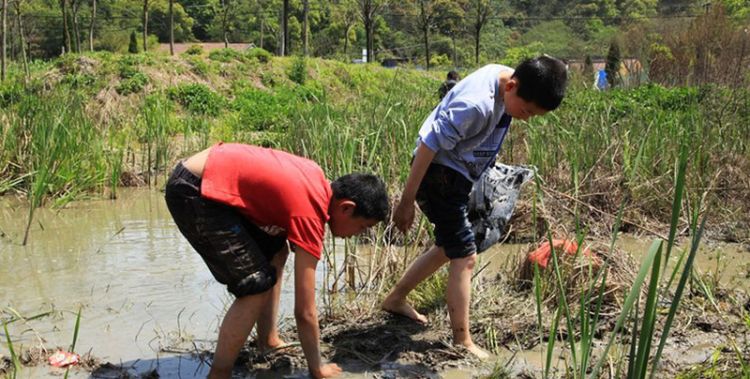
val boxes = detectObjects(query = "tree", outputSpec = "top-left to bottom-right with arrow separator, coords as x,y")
169,0 -> 173,55
142,0 -> 149,51
605,39 -> 621,88
435,0 -> 467,67
88,0 -> 96,51
281,0 -> 288,55
359,0 -> 387,63
61,0 -> 71,53
470,0 -> 492,65
410,0 -> 444,70
129,30 -> 138,53
2,0 -> 6,81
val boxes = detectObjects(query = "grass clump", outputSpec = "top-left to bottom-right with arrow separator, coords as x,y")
208,48 -> 244,63
247,47 -> 272,63
168,83 -> 225,116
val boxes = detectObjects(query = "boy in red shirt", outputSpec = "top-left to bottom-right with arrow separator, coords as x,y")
165,143 -> 389,379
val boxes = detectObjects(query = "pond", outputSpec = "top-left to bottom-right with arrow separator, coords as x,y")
1,189 -> 748,378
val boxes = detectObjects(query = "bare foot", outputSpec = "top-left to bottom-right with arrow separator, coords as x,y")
381,297 -> 428,324
258,339 -> 294,355
458,342 -> 490,360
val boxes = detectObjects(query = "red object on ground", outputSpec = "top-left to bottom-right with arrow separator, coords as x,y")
527,239 -> 594,269
48,350 -> 80,368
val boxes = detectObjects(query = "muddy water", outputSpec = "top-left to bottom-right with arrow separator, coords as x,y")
480,234 -> 750,292
1,189 -> 748,379
0,189 -> 315,378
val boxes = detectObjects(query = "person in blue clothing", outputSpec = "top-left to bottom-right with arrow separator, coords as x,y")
382,56 -> 568,358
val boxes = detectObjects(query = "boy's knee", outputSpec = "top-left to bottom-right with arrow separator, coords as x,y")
451,254 -> 477,270
228,265 -> 278,297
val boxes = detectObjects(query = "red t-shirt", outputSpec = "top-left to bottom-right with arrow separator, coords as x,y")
200,143 -> 331,259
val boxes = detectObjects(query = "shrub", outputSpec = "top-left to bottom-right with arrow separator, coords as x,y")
128,31 -> 138,54
246,47 -> 272,63
288,55 -> 307,85
184,44 -> 204,55
168,83 -> 225,116
0,83 -> 24,107
209,48 -> 243,62
232,88 -> 295,131
116,72 -> 149,95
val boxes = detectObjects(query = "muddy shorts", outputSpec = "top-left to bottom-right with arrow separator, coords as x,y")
164,162 -> 286,297
416,163 -> 476,259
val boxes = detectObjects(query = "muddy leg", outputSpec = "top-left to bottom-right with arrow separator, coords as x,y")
447,253 -> 489,359
257,246 -> 290,352
381,245 -> 448,324
209,292 -> 271,379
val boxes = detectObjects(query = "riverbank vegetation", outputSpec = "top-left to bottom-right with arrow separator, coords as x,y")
1,3 -> 749,377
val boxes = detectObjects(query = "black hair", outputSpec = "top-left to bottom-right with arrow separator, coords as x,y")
512,56 -> 568,111
331,173 -> 389,222
447,70 -> 459,81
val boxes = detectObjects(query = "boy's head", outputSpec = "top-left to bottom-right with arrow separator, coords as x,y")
503,55 -> 568,120
447,70 -> 459,81
328,173 -> 389,237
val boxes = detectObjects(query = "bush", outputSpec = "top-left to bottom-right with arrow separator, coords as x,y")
184,44 -> 204,55
246,47 -> 272,63
128,31 -> 138,53
232,88 -> 295,131
168,83 -> 225,116
288,55 -> 307,85
116,72 -> 149,95
0,83 -> 24,108
208,48 -> 243,62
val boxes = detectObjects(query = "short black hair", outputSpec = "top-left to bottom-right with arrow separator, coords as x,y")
447,70 -> 459,81
512,56 -> 568,111
331,173 -> 389,222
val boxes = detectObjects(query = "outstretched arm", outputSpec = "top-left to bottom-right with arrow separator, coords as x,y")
294,247 -> 342,378
393,142 -> 436,233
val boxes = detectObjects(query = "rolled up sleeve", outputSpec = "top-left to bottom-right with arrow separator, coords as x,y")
419,99 -> 483,152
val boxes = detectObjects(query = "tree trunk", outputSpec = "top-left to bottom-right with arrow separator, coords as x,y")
88,0 -> 95,51
142,0 -> 148,52
302,0 -> 308,56
452,35 -> 457,67
343,24 -> 350,56
15,0 -> 28,79
1,0 -> 6,81
221,0 -> 228,48
474,26 -> 480,65
282,0 -> 289,55
259,17 -> 264,49
71,0 -> 81,53
168,0 -> 173,55
61,0 -> 70,54
423,26 -> 430,70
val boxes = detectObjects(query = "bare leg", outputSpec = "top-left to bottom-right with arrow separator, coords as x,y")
381,245 -> 449,323
447,254 -> 489,359
209,292 -> 271,379
257,246 -> 290,352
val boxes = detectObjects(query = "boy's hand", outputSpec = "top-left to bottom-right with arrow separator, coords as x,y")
310,363 -> 342,378
393,199 -> 415,233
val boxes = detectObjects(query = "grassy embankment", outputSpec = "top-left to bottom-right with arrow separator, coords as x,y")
1,50 -> 749,377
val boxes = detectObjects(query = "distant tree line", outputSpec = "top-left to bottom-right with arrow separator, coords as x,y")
0,0 -> 748,83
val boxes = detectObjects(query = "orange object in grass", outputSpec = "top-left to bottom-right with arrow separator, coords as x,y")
48,350 -> 80,368
527,239 -> 595,269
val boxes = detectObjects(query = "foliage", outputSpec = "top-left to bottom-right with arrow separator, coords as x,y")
605,39 -> 621,88
247,47 -> 272,63
128,31 -> 139,54
288,55 -> 308,85
208,48 -> 244,62
184,44 -> 204,55
168,83 -> 226,116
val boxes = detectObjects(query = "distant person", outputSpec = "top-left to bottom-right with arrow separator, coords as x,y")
438,70 -> 460,100
596,69 -> 608,90
383,56 -> 568,358
165,143 -> 389,379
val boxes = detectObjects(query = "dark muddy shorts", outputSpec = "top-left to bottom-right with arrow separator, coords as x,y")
416,163 -> 476,259
164,162 -> 287,297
